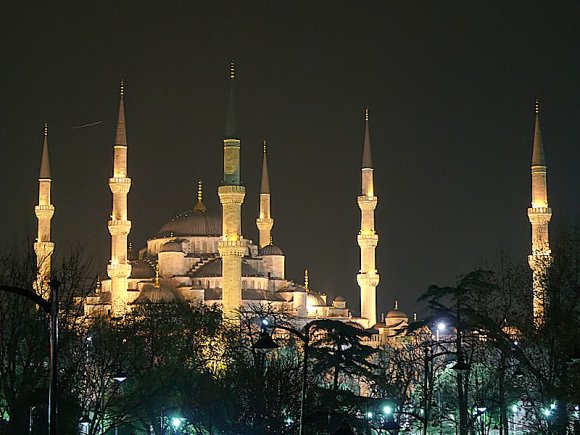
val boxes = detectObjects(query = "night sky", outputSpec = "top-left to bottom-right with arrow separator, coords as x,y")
2,1 -> 580,317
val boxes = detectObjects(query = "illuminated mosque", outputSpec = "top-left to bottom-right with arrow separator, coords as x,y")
31,62 -> 550,332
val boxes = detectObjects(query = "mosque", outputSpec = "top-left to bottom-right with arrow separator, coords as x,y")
31,62 -> 551,334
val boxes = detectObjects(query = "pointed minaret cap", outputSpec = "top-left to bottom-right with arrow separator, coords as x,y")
304,268 -> 309,290
260,139 -> 270,194
39,123 -> 51,179
193,179 -> 207,212
532,98 -> 546,166
224,60 -> 238,139
362,107 -> 373,168
115,79 -> 127,147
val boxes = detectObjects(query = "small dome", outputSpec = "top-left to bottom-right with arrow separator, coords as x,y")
386,309 -> 407,319
157,208 -> 221,237
160,241 -> 183,253
334,295 -> 346,302
260,244 -> 284,256
129,260 -> 155,279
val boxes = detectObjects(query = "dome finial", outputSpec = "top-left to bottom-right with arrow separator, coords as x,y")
120,78 -> 125,97
230,59 -> 235,80
365,107 -> 369,121
193,178 -> 207,212
535,97 -> 540,115
304,268 -> 309,290
263,138 -> 267,153
154,264 -> 160,288
394,299 -> 399,310
270,235 -> 273,245
44,122 -> 48,137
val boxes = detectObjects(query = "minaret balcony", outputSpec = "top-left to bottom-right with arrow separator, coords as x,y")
107,262 -> 132,279
218,185 -> 246,203
527,207 -> 552,223
256,218 -> 274,230
109,177 -> 131,194
108,219 -> 132,236
357,196 -> 378,211
357,233 -> 378,248
35,205 -> 55,220
357,272 -> 380,288
218,240 -> 245,257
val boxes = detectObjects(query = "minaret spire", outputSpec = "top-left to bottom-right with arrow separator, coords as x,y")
34,123 -> 55,297
528,98 -> 552,326
257,139 -> 274,248
218,60 -> 246,319
107,80 -> 132,317
357,108 -> 380,327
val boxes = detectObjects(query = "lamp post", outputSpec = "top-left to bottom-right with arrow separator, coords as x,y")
0,279 -> 60,435
253,318 -> 316,435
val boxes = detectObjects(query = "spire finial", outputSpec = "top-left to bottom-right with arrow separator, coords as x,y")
230,60 -> 235,80
535,97 -> 540,115
270,235 -> 273,244
115,80 -> 127,146
193,178 -> 207,212
263,138 -> 267,153
304,268 -> 309,290
362,107 -> 373,168
155,264 -> 160,288
260,139 -> 270,194
44,122 -> 48,137
120,79 -> 125,97
365,107 -> 369,121
531,98 -> 546,166
394,299 -> 399,310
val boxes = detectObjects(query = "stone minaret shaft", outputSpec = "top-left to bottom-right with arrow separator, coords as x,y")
218,61 -> 246,318
107,81 -> 132,317
256,140 -> 274,248
34,123 -> 55,297
357,108 -> 379,326
527,101 -> 551,325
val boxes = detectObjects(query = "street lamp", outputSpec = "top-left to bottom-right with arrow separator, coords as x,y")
112,371 -> 127,383
383,405 -> 393,416
253,318 -> 316,435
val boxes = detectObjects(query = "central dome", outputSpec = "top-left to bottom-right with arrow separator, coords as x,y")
157,208 -> 222,237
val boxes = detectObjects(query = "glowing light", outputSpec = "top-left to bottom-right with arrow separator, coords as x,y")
511,404 -> 518,413
383,405 -> 393,415
367,411 -> 373,418
543,409 -> 551,417
171,417 -> 182,428
550,403 -> 556,410
436,322 -> 446,331
261,318 -> 269,326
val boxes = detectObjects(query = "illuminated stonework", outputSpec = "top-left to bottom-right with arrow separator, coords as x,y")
34,124 -> 54,298
527,102 -> 551,326
357,109 -> 379,327
107,82 -> 132,317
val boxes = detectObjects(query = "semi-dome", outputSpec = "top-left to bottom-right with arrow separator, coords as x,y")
129,260 -> 155,279
157,209 -> 221,237
160,240 -> 183,253
260,244 -> 284,256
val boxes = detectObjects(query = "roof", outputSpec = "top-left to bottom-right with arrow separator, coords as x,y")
134,284 -> 177,303
386,309 -> 408,319
39,123 -> 51,179
334,295 -> 346,302
157,208 -> 221,237
203,287 -> 286,302
160,241 -> 183,253
115,80 -> 127,147
362,108 -> 372,169
190,257 -> 261,278
129,260 -> 155,279
531,111 -> 546,166
260,141 -> 270,194
260,244 -> 283,256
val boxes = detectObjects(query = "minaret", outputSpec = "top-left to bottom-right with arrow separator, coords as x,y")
357,108 -> 380,326
34,123 -> 55,298
107,80 -> 132,317
527,99 -> 552,325
256,139 -> 274,248
218,60 -> 246,319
